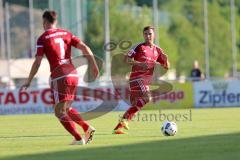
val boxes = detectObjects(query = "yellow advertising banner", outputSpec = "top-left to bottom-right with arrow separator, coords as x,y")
144,82 -> 194,109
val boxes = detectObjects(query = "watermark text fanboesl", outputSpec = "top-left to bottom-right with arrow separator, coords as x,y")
119,109 -> 192,122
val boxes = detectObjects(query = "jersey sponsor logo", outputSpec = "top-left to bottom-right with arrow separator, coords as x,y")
142,55 -> 154,61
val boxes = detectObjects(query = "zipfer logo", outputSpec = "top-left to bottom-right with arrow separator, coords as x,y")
52,40 -> 173,120
199,90 -> 240,106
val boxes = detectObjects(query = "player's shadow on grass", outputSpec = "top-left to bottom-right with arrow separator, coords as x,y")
2,132 -> 240,160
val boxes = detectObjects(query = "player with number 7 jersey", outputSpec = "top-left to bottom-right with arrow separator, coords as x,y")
21,10 -> 99,145
36,28 -> 83,103
36,28 -> 79,76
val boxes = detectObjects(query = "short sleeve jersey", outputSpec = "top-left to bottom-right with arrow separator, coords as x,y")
35,28 -> 80,74
127,42 -> 168,80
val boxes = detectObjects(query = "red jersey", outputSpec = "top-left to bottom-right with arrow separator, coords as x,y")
35,28 -> 80,77
127,42 -> 168,81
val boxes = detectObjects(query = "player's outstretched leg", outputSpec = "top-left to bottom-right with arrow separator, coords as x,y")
55,101 -> 85,145
67,107 -> 96,144
113,97 -> 148,134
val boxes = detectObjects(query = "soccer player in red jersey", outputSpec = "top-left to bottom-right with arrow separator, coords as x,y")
21,10 -> 99,145
113,26 -> 169,134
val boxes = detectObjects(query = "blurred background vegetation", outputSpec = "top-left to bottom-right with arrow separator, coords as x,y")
1,0 -> 240,79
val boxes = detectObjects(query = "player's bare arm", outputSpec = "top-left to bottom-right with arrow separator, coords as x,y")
157,51 -> 170,69
21,56 -> 43,90
157,59 -> 170,69
166,60 -> 170,69
76,41 -> 99,78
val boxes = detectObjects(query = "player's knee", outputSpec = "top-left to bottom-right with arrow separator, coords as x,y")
142,93 -> 150,104
130,99 -> 137,106
54,103 -> 67,118
136,98 -> 148,109
54,111 -> 61,118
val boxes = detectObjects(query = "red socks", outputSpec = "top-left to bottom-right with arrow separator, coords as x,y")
123,98 -> 148,120
114,98 -> 149,130
67,108 -> 89,132
58,108 -> 90,140
114,99 -> 144,130
59,115 -> 82,140
123,106 -> 139,121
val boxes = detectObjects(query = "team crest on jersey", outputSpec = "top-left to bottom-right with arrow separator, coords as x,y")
154,51 -> 158,57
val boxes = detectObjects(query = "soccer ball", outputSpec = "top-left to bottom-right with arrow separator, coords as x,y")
161,121 -> 177,136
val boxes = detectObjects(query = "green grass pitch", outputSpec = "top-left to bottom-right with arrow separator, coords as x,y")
0,108 -> 240,160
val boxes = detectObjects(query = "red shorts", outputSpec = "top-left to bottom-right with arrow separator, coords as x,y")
50,75 -> 79,104
129,78 -> 150,105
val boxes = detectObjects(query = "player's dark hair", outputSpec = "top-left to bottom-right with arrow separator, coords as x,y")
143,26 -> 155,33
42,10 -> 57,24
